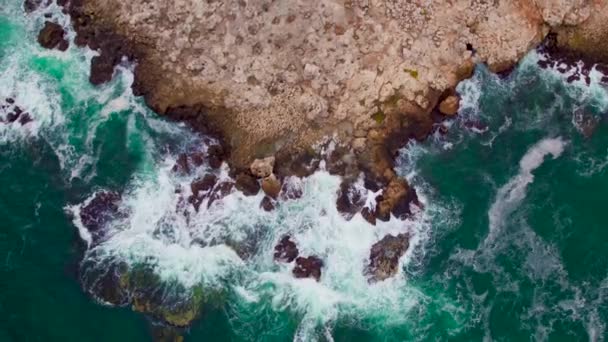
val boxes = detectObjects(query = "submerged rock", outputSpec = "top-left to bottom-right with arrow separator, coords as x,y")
293,256 -> 323,281
367,233 -> 409,283
38,21 -> 69,51
24,0 -> 50,13
274,236 -> 299,263
260,196 -> 276,211
79,191 -> 121,244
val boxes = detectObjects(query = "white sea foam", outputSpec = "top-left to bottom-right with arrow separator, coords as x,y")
486,137 -> 566,244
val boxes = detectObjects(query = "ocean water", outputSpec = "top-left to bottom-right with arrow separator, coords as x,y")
2,1 -> 608,341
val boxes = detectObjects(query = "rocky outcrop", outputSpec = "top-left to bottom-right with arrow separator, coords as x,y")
273,236 -> 299,263
439,95 -> 460,116
250,157 -> 275,178
367,233 -> 409,283
1,99 -> 33,126
261,174 -> 281,199
37,21 -> 69,51
293,256 -> 324,281
79,191 -> 121,244
59,0 -> 605,175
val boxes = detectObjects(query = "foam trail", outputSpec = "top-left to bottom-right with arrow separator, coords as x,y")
486,137 -> 566,244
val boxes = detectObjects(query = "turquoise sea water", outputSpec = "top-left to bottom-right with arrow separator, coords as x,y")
2,1 -> 608,341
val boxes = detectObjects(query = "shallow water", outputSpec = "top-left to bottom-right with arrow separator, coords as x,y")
2,1 -> 608,341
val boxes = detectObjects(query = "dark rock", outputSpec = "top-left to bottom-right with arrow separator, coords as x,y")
391,186 -> 420,220
6,98 -> 14,104
361,206 -> 376,225
207,144 -> 225,169
86,264 -> 130,306
367,233 -> 409,283
336,181 -> 366,220
24,0 -> 50,13
260,196 -> 276,211
207,182 -> 234,207
6,111 -> 20,123
275,149 -> 320,179
18,113 -> 33,125
274,236 -> 299,262
188,174 -> 218,211
38,21 -> 69,51
191,174 -> 217,195
79,191 -> 121,244
293,256 -> 323,281
172,153 -> 190,174
90,54 -> 118,85
235,172 -> 260,196
279,179 -> 303,200
191,152 -> 205,167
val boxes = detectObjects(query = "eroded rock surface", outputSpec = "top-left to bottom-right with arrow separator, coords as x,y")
293,256 -> 324,281
59,0 -> 605,176
367,233 -> 409,283
38,21 -> 69,51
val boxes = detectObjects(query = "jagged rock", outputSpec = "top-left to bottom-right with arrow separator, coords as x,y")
293,256 -> 323,281
336,181 -> 366,220
280,178 -> 303,200
24,0 -> 50,13
250,156 -> 275,178
37,21 -> 69,51
208,182 -> 234,207
376,178 -> 410,222
206,144 -> 225,169
190,174 -> 217,194
79,191 -> 121,244
172,153 -> 190,174
361,207 -> 377,225
261,173 -> 281,199
260,196 -> 276,211
439,95 -> 460,116
367,233 -> 409,283
235,172 -> 260,196
273,236 -> 299,262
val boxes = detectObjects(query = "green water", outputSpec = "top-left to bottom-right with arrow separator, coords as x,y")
2,1 -> 608,341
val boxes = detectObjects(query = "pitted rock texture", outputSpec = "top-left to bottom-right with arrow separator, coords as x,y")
66,0 -> 601,170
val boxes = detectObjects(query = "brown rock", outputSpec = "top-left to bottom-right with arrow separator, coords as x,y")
438,95 -> 460,116
367,233 -> 409,283
37,21 -> 69,51
293,256 -> 323,281
361,207 -> 377,225
235,172 -> 260,196
261,174 -> 281,199
250,156 -> 275,178
274,236 -> 299,262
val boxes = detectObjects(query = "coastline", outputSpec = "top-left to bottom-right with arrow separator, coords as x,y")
24,0 -> 608,333
49,0 -> 608,229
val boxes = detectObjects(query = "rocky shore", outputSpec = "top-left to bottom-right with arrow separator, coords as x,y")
34,0 -> 604,227
26,0 -> 608,335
